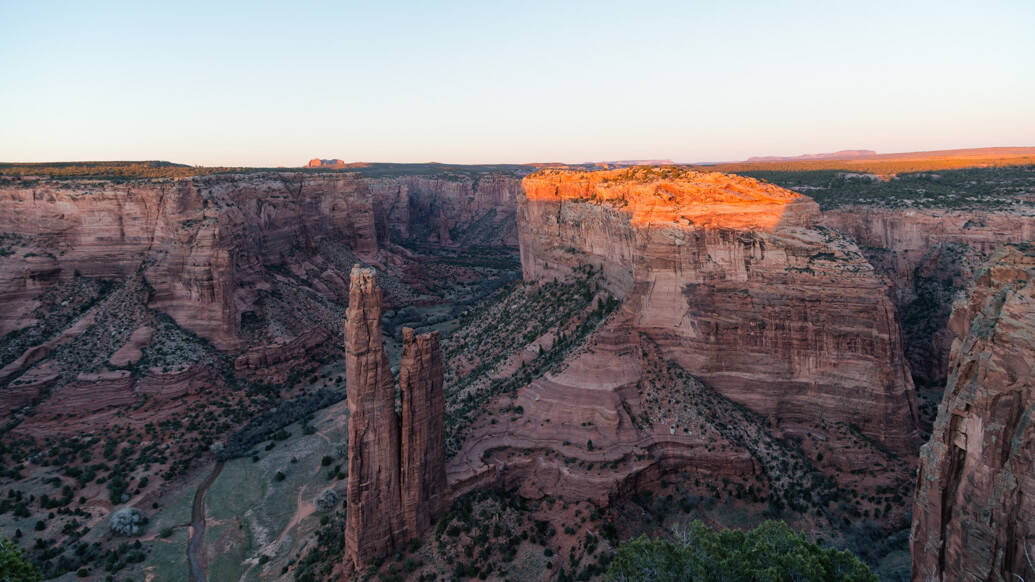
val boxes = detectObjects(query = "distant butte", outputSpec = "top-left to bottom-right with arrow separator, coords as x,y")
305,158 -> 346,168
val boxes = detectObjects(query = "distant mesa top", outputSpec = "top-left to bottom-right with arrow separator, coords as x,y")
306,158 -> 347,168
745,149 -> 877,163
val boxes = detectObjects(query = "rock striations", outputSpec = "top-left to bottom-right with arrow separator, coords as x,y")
344,266 -> 447,571
910,243 -> 1035,582
519,167 -> 920,453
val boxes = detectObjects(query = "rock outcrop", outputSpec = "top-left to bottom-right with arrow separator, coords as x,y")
344,267 -> 447,571
910,243 -> 1034,582
519,167 -> 920,453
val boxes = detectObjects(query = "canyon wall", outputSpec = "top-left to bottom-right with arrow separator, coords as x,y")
344,267 -> 448,571
0,173 -> 381,349
911,243 -> 1034,582
367,174 -> 522,247
822,207 -> 1035,385
518,168 -> 920,453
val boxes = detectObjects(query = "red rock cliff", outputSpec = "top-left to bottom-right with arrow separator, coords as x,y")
0,174 -> 381,348
910,243 -> 1034,581
519,167 -> 920,453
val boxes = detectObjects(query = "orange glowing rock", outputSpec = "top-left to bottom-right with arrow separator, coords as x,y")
522,166 -> 817,231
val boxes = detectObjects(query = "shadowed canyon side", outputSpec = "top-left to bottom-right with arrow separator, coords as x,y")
344,266 -> 448,571
518,167 -> 920,453
821,208 -> 1035,387
910,244 -> 1034,582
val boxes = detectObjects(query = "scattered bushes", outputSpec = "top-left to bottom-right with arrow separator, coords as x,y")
218,389 -> 344,460
605,520 -> 876,582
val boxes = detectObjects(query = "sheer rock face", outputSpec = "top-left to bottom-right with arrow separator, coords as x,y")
344,267 -> 403,569
822,207 -> 1035,385
910,244 -> 1034,582
519,168 -> 920,453
344,269 -> 447,570
400,327 -> 447,537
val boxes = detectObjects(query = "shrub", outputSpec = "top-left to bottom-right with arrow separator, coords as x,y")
314,489 -> 340,512
0,537 -> 41,581
109,507 -> 146,536
605,520 -> 876,582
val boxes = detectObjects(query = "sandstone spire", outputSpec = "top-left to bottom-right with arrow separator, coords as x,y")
344,267 -> 448,571
344,266 -> 403,569
400,327 -> 448,536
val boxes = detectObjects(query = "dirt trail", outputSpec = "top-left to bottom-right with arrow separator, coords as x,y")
188,461 -> 225,582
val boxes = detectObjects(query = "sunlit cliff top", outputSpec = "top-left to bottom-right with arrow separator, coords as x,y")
523,166 -> 817,230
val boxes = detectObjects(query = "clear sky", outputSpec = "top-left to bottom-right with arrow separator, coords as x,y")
1,0 -> 1033,166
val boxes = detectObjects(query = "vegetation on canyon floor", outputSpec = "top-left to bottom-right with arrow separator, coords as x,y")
604,520 -> 876,582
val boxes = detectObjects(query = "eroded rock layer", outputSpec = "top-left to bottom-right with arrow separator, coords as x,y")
518,167 -> 920,453
910,243 -> 1034,582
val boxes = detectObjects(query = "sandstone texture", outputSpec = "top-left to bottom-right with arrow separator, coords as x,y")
911,243 -> 1035,582
822,207 -> 1035,386
344,267 -> 448,570
519,167 -> 920,453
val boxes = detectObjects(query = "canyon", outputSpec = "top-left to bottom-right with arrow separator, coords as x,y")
910,243 -> 1034,582
0,161 -> 1032,581
0,169 -> 523,429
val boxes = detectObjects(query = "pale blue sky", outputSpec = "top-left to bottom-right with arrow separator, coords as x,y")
1,0 -> 1033,165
